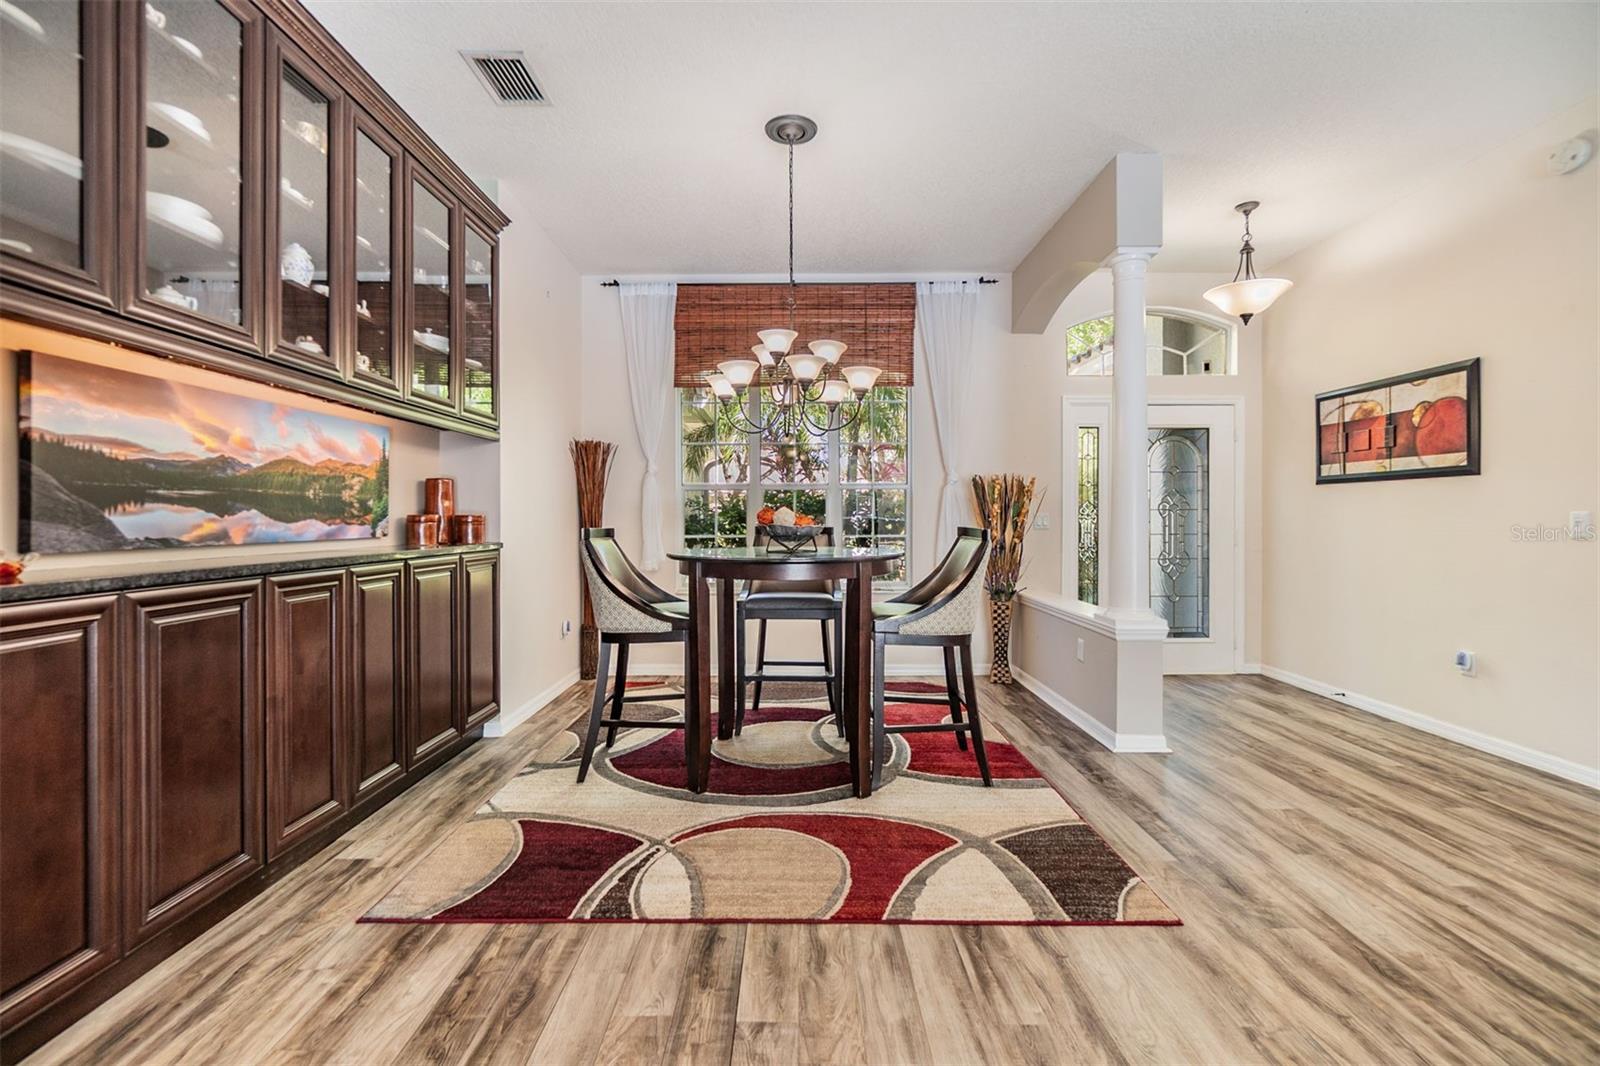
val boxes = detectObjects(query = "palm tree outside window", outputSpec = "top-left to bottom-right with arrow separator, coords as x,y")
680,385 -> 910,586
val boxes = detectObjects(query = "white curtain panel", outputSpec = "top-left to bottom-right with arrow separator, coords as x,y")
618,282 -> 677,569
916,279 -> 981,549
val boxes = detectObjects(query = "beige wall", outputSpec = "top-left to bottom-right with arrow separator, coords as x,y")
1260,97 -> 1600,776
446,179 -> 585,723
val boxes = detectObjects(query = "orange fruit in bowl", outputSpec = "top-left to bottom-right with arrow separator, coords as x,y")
794,514 -> 816,527
756,506 -> 777,525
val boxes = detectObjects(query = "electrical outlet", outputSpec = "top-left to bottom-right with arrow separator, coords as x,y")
1075,638 -> 1085,662
1034,513 -> 1050,530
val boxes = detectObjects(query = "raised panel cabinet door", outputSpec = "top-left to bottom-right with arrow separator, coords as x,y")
462,552 -> 500,728
265,571 -> 347,859
350,561 -> 405,801
0,596 -> 120,1032
406,558 -> 461,765
124,580 -> 263,948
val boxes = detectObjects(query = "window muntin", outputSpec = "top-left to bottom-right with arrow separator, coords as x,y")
1066,310 -> 1231,377
679,385 -> 909,584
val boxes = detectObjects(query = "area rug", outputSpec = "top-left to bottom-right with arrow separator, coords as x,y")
361,681 -> 1179,926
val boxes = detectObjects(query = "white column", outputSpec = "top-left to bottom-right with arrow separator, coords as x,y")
1100,250 -> 1159,621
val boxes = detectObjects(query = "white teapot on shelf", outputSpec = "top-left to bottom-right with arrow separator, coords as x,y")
279,242 -> 314,286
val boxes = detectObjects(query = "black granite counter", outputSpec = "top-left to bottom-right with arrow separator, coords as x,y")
0,542 -> 502,604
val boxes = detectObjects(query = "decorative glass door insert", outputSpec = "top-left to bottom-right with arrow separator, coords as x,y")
1147,428 -> 1210,638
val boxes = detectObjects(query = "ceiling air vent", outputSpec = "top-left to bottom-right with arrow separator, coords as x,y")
462,50 -> 547,105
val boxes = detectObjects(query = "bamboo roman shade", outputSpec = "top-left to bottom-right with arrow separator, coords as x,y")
673,283 -> 916,388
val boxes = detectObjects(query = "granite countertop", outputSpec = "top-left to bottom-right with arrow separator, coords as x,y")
0,542 -> 502,604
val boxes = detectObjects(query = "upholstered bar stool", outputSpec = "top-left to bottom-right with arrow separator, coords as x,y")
870,527 -> 992,788
735,526 -> 845,735
577,528 -> 691,783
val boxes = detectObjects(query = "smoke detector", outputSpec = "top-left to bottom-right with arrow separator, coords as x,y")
461,51 -> 547,105
1548,136 -> 1593,175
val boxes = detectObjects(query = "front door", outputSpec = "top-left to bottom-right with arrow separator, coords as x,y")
1064,400 -> 1238,674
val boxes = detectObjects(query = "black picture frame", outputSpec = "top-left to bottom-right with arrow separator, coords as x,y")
1314,358 -> 1480,484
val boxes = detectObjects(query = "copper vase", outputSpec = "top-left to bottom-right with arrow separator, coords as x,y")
424,477 -> 456,544
406,514 -> 440,548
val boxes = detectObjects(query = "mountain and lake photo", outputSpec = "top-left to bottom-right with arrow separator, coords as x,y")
19,351 -> 390,553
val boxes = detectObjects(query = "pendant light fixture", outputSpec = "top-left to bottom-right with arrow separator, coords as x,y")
705,115 -> 879,436
1202,200 -> 1293,325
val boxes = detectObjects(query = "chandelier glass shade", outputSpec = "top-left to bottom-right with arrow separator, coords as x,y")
1202,200 -> 1293,325
710,116 -> 878,436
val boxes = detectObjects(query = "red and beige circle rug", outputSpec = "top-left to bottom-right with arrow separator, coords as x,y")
361,681 -> 1178,927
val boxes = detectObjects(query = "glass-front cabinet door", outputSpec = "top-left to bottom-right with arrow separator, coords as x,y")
0,0 -> 115,303
268,38 -> 340,374
407,172 -> 453,407
350,116 -> 401,393
132,0 -> 259,348
461,221 -> 496,422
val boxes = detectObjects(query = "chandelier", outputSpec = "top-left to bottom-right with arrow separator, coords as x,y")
1202,200 -> 1293,325
704,115 -> 880,436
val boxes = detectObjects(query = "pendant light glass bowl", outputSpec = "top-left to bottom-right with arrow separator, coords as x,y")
1203,276 -> 1293,324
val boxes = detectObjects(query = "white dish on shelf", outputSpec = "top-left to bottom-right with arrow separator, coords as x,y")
286,119 -> 327,154
149,102 -> 212,145
412,328 -> 449,354
0,131 -> 83,180
146,190 -> 224,247
168,33 -> 203,63
280,177 -> 315,212
1,0 -> 46,41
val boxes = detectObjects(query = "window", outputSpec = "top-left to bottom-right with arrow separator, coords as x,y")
679,386 -> 910,584
1066,310 -> 1231,376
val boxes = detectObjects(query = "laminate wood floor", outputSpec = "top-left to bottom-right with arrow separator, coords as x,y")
27,675 -> 1600,1065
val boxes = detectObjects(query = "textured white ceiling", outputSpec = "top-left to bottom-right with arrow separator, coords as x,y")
305,1 -> 1597,274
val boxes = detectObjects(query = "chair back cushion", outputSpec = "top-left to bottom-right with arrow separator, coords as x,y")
582,533 -> 675,634
896,529 -> 989,637
749,526 -> 836,596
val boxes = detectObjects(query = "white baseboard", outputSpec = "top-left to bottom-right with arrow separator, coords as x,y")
1011,667 -> 1171,754
482,669 -> 580,738
1258,664 -> 1599,790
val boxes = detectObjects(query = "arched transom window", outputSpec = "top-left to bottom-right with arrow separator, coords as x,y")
1066,309 -> 1232,376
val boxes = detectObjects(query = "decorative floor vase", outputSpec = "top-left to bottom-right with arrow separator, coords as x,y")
580,622 -> 599,681
989,598 -> 1015,685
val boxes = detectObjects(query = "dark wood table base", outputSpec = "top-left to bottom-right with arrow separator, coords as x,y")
673,548 -> 903,798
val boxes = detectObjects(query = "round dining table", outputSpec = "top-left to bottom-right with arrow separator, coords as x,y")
668,544 -> 904,798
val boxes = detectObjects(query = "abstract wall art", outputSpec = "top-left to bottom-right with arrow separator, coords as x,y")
19,351 -> 390,552
1316,358 -> 1480,484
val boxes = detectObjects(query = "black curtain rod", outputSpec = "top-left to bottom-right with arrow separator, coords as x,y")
601,277 -> 998,287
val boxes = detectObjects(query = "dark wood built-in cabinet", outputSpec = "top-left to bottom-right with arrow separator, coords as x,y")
265,570 -> 348,858
463,550 -> 501,727
0,547 -> 500,1056
349,561 -> 407,804
406,555 -> 463,765
123,581 -> 265,948
0,597 -> 121,1035
0,0 -> 505,439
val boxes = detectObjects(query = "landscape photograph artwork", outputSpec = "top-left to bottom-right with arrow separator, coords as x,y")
20,351 -> 390,553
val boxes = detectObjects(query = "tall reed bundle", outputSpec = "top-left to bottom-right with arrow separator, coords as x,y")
571,439 -> 618,679
970,474 -> 1039,602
